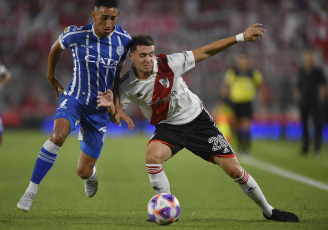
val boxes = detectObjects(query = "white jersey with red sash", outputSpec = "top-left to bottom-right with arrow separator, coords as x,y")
119,51 -> 203,125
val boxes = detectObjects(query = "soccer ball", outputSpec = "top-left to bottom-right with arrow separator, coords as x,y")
147,193 -> 180,225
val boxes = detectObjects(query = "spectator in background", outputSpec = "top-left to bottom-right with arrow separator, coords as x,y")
296,49 -> 328,156
221,53 -> 263,155
0,62 -> 11,146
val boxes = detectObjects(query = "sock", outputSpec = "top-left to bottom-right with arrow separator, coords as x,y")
234,168 -> 273,216
146,164 -> 170,194
26,181 -> 38,194
30,140 -> 60,185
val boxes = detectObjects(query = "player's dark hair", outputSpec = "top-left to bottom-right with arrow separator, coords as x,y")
129,35 -> 154,53
95,0 -> 118,9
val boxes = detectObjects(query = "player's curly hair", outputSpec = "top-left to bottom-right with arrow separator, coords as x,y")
95,0 -> 118,9
129,35 -> 154,53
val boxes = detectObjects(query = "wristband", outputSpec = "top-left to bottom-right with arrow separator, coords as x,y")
236,33 -> 244,42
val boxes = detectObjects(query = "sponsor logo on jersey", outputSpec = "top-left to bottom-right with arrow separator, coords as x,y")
151,90 -> 177,106
81,44 -> 93,49
85,55 -> 119,69
159,77 -> 170,88
208,134 -> 229,151
58,99 -> 68,109
116,45 -> 125,56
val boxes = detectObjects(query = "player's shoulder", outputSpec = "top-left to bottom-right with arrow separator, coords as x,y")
113,24 -> 131,41
119,71 -> 131,86
62,24 -> 91,36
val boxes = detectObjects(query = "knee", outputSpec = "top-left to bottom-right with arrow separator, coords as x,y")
145,152 -> 163,164
77,167 -> 93,179
224,164 -> 243,179
49,131 -> 67,147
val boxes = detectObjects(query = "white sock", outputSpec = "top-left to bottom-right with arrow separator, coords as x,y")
234,168 -> 273,216
26,181 -> 38,194
86,165 -> 97,180
146,164 -> 170,194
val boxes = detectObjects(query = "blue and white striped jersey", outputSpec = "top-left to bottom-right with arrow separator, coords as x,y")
59,23 -> 131,109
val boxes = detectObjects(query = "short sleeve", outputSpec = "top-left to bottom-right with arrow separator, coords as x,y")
224,69 -> 236,86
253,70 -> 263,87
167,51 -> 195,75
58,25 -> 79,50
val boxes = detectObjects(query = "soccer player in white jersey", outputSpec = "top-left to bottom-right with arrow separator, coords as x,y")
97,24 -> 300,222
0,62 -> 11,146
17,0 -> 130,212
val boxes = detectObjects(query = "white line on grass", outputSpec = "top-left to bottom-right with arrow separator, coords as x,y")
241,156 -> 328,192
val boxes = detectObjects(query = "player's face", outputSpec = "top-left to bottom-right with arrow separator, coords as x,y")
237,55 -> 250,71
92,6 -> 120,38
130,45 -> 155,78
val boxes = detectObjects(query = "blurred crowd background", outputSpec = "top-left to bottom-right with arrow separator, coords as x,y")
0,0 -> 327,139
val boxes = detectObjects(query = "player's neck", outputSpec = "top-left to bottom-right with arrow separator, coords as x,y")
133,66 -> 152,80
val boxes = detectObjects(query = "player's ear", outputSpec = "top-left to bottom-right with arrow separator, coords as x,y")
129,52 -> 134,60
116,10 -> 120,19
91,10 -> 96,21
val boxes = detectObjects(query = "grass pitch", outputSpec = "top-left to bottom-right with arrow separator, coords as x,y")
0,130 -> 327,229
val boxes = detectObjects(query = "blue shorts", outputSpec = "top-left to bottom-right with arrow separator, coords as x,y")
54,95 -> 110,159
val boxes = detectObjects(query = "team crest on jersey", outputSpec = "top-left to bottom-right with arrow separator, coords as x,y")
159,77 -> 170,88
116,45 -> 125,56
208,135 -> 229,152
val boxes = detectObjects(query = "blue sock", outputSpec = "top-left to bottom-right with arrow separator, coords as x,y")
31,140 -> 59,184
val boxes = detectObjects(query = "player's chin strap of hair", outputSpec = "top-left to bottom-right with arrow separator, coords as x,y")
236,33 -> 244,42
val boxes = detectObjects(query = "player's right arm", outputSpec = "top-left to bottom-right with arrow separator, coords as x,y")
47,39 -> 65,100
192,23 -> 265,63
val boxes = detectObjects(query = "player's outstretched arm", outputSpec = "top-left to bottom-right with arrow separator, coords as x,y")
47,39 -> 65,100
193,23 -> 265,63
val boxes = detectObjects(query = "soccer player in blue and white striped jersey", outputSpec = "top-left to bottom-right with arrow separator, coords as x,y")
17,0 -> 130,212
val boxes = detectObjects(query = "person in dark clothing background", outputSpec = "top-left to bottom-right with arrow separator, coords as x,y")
296,49 -> 328,156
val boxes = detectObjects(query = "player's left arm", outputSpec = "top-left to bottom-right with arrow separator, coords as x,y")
0,65 -> 11,91
193,23 -> 265,63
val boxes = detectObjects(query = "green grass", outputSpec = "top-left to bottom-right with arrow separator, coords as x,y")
0,130 -> 328,229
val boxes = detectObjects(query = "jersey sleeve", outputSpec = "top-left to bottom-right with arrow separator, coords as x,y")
118,32 -> 131,66
58,25 -> 79,50
167,51 -> 195,75
253,69 -> 263,87
224,69 -> 236,86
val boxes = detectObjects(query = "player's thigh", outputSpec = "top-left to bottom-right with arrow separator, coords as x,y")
213,156 -> 243,179
79,111 -> 109,159
146,141 -> 172,164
